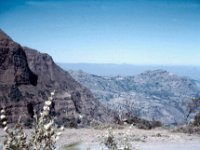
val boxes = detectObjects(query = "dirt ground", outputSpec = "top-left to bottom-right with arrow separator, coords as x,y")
56,125 -> 200,150
0,125 -> 200,150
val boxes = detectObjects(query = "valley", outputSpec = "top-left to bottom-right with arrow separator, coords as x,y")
69,69 -> 200,125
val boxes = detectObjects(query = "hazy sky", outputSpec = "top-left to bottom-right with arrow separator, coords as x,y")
0,0 -> 200,65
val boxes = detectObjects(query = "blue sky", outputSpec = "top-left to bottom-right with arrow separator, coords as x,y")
0,0 -> 200,65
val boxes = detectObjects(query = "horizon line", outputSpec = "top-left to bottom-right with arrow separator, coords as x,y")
57,62 -> 200,67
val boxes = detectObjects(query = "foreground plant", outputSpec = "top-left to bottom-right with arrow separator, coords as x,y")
104,128 -> 118,150
0,91 -> 64,150
1,110 -> 28,150
103,128 -> 133,150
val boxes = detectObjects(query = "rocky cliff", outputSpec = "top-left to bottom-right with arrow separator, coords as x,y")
0,29 -> 106,126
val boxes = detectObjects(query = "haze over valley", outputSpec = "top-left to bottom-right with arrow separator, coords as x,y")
0,0 -> 200,149
59,63 -> 200,80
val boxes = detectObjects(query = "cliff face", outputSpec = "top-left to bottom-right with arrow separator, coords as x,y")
0,29 -> 105,126
0,29 -> 37,86
0,29 -> 39,125
23,47 -> 106,125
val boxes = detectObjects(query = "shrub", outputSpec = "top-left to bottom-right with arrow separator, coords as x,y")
193,112 -> 200,126
150,120 -> 162,128
173,125 -> 200,135
0,91 -> 64,150
104,128 -> 118,150
125,117 -> 162,130
174,112 -> 200,135
103,128 -> 133,150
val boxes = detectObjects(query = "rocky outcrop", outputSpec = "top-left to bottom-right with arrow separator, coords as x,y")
23,47 -> 107,126
0,29 -> 39,125
0,29 -> 107,127
69,70 -> 200,124
0,29 -> 37,86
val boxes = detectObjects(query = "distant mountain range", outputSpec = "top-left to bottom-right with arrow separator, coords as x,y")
59,63 -> 200,81
69,69 -> 200,125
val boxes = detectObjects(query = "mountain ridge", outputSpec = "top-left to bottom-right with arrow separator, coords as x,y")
59,63 -> 200,80
69,69 -> 200,124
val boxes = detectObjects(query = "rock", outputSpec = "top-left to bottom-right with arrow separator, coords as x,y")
0,29 -> 38,125
0,29 -> 108,127
0,30 -> 38,86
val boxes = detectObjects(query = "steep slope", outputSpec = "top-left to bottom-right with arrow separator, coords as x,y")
0,29 -> 39,125
23,47 -> 107,125
0,29 -> 106,126
69,70 -> 200,124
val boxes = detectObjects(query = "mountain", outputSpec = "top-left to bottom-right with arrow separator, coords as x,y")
69,70 -> 200,124
59,63 -> 200,80
0,29 -> 107,126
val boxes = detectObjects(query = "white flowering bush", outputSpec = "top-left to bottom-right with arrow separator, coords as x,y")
104,128 -> 118,150
0,91 -> 64,150
103,128 -> 132,150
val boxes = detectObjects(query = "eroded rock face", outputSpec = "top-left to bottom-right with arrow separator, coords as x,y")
0,30 -> 37,86
0,29 -> 107,127
0,29 -> 39,125
24,47 -> 107,126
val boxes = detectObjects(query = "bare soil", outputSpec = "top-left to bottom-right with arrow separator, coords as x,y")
0,125 -> 200,150
56,125 -> 200,150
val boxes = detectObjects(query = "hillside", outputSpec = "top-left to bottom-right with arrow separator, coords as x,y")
70,70 -> 200,124
0,29 -> 107,126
